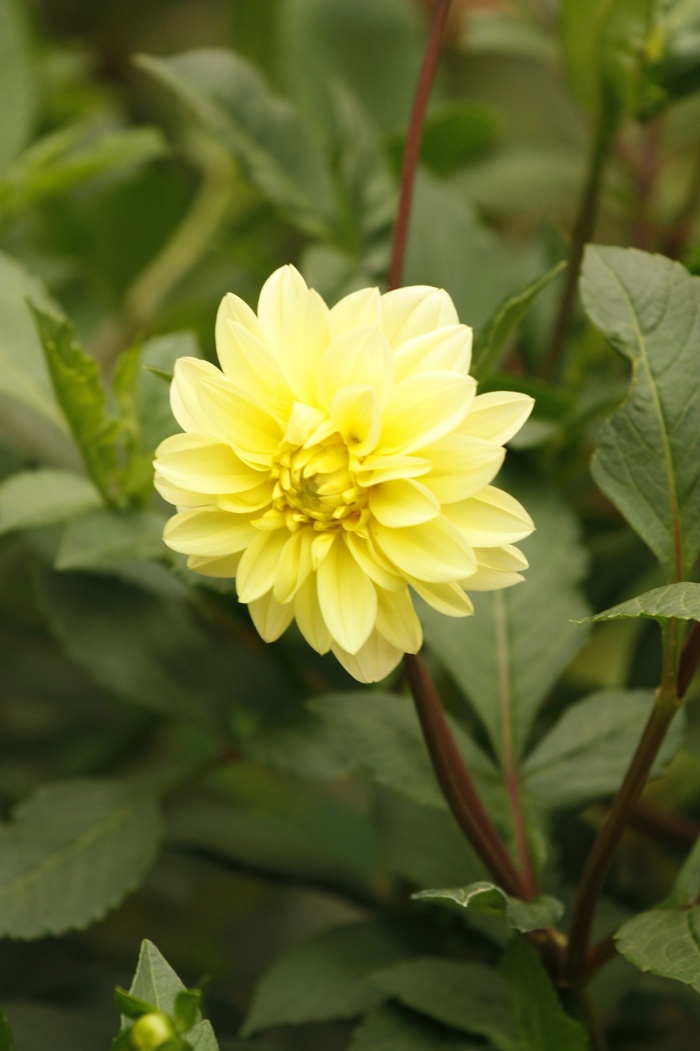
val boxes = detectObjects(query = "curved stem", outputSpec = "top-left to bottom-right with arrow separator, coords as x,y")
404,652 -> 527,897
542,114 -> 614,380
566,620 -> 684,986
386,0 -> 453,291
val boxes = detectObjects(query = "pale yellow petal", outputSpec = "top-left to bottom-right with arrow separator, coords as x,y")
328,287 -> 381,337
155,433 -> 265,495
317,537 -> 378,653
408,576 -> 475,617
277,287 -> 330,404
421,436 -> 504,503
331,632 -> 403,683
170,357 -> 227,436
393,325 -> 472,383
163,508 -> 258,557
372,517 -> 476,583
318,326 -> 393,410
374,588 -> 423,652
381,286 -> 458,346
215,291 -> 266,349
380,374 -> 475,454
466,392 -> 534,445
369,478 -> 440,527
154,475 -> 212,509
257,264 -> 309,353
197,377 -> 282,468
293,575 -> 332,653
465,544 -> 529,591
216,482 -> 273,513
187,552 -> 243,578
248,590 -> 295,642
354,453 -> 431,486
272,528 -> 314,604
216,317 -> 291,419
445,486 -> 534,546
236,528 -> 290,603
329,386 -> 381,457
343,532 -> 405,591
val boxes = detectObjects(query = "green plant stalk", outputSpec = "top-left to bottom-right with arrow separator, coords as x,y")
566,618 -> 684,986
404,652 -> 528,898
386,0 -> 452,291
543,113 -> 615,380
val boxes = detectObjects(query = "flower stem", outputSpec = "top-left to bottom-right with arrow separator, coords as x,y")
542,114 -> 614,380
403,652 -> 527,898
565,620 -> 684,986
386,0 -> 453,291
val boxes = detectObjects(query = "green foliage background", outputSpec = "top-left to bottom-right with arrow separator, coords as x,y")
1,0 -> 700,1048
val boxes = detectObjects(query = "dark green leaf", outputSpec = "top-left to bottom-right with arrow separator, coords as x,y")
582,246 -> 700,579
136,50 -> 337,239
500,937 -> 588,1051
55,509 -> 167,570
418,102 -> 502,176
174,991 -> 203,1034
414,882 -> 563,934
242,922 -> 412,1034
422,484 -> 590,762
616,836 -> 700,990
373,957 -> 517,1049
30,304 -> 124,507
0,1008 -> 15,1051
114,989 -> 158,1021
0,469 -> 100,536
471,261 -> 567,380
584,582 -> 700,624
349,1005 -> 483,1051
523,690 -> 685,811
0,779 -> 161,938
648,3 -> 700,108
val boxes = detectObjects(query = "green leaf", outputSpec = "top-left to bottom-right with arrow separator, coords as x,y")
465,9 -> 557,63
30,304 -> 124,507
0,0 -> 36,171
114,989 -> 159,1021
138,332 -> 202,454
616,836 -> 700,990
0,251 -> 67,429
372,958 -> 517,1050
0,779 -> 161,938
350,1005 -> 483,1051
309,692 -> 500,812
471,261 -> 567,380
55,509 -> 167,570
136,49 -> 337,239
0,469 -> 100,536
523,689 -> 685,811
0,1008 -> 15,1051
421,484 -> 590,763
413,882 -> 563,934
648,1 -> 700,108
500,937 -> 588,1051
582,246 -> 700,579
125,941 -> 219,1051
174,991 -> 203,1034
417,101 -> 502,176
242,921 -> 413,1034
584,582 -> 700,624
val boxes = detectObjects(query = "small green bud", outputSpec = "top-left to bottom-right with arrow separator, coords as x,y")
129,1011 -> 176,1050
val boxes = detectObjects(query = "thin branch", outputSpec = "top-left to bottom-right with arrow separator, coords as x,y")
386,0 -> 453,291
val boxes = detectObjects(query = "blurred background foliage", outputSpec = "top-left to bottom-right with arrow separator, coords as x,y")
2,0 -> 700,1049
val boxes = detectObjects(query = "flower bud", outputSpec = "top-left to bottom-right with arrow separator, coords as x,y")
129,1011 -> 176,1050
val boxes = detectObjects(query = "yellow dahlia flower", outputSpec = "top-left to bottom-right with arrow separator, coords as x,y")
154,265 -> 534,682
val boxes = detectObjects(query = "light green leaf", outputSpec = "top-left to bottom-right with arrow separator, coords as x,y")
582,246 -> 700,579
350,1005 -> 483,1051
0,780 -> 161,938
410,100 -> 502,177
616,836 -> 700,990
0,1008 -> 15,1051
372,958 -> 517,1050
138,332 -> 202,454
414,882 -> 563,934
309,692 -> 500,813
421,484 -> 590,763
30,304 -> 124,507
0,0 -> 36,171
523,690 -> 684,811
648,1 -> 700,109
0,469 -> 100,536
0,251 -> 66,428
584,582 -> 700,624
126,941 -> 219,1050
242,922 -> 412,1034
464,9 -> 557,63
136,49 -> 337,240
55,509 -> 167,570
471,261 -> 566,380
500,937 -> 588,1051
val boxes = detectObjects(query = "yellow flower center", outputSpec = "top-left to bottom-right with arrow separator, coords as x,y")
271,432 -> 369,532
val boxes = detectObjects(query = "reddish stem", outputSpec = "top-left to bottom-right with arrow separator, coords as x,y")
386,0 -> 453,291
